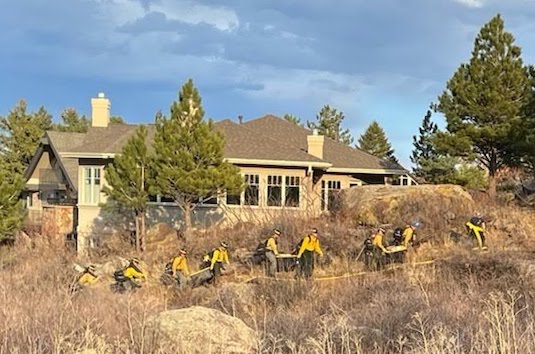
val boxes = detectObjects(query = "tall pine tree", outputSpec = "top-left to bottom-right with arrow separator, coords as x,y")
283,114 -> 302,126
307,105 -> 354,145
0,167 -> 25,241
411,109 -> 438,180
437,14 -> 531,197
0,100 -> 52,176
103,125 -> 150,253
358,121 -> 398,164
151,79 -> 243,234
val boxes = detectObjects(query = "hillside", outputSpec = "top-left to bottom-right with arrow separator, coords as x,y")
1,185 -> 535,353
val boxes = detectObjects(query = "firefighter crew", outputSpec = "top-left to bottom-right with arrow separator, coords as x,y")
296,228 -> 323,278
172,248 -> 189,289
265,228 -> 281,277
209,241 -> 230,278
466,214 -> 487,250
402,222 -> 421,248
123,258 -> 147,287
78,264 -> 99,287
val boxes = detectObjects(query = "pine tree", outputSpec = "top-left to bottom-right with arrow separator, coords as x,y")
110,116 -> 125,124
358,121 -> 398,163
53,108 -> 89,133
0,100 -> 52,176
411,109 -> 439,180
151,79 -> 243,234
437,14 -> 531,197
0,165 -> 25,241
283,114 -> 302,126
103,126 -> 150,253
307,105 -> 354,145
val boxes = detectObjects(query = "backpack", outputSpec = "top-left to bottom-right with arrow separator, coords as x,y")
164,260 -> 173,275
470,216 -> 483,226
392,228 -> 403,245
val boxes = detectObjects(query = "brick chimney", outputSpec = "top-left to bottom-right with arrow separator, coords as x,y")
307,129 -> 324,159
91,92 -> 110,127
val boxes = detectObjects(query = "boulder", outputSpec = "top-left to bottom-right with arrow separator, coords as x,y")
148,306 -> 257,353
339,184 -> 475,236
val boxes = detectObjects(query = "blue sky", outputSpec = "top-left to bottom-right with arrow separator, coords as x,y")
2,0 -> 535,167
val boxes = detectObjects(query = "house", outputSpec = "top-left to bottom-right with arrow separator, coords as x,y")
23,93 -> 411,254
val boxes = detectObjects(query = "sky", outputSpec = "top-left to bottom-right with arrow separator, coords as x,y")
2,0 -> 535,168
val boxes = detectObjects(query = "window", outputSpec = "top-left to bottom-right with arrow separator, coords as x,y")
244,174 -> 259,206
200,195 -> 218,205
82,167 -> 101,204
226,192 -> 241,205
148,195 -> 158,203
321,180 -> 341,211
267,175 -> 283,206
160,196 -> 174,203
285,176 -> 300,207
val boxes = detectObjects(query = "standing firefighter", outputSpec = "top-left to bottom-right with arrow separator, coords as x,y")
171,249 -> 189,289
265,229 -> 281,277
203,241 -> 230,281
371,228 -> 389,269
296,228 -> 323,278
402,222 -> 421,248
466,214 -> 487,250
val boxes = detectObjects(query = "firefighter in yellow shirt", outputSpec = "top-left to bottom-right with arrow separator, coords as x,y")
123,258 -> 147,288
296,228 -> 323,278
402,222 -> 420,248
207,241 -> 230,279
77,265 -> 99,287
372,228 -> 389,253
264,229 -> 281,277
172,249 -> 189,289
466,215 -> 487,250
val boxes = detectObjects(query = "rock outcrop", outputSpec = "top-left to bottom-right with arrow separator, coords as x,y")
148,306 -> 257,353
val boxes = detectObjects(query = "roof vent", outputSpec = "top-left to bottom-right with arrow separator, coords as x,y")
313,128 -> 319,136
238,115 -> 243,124
97,92 -> 105,98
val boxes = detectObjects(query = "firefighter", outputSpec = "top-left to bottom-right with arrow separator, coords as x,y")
466,214 -> 487,250
123,258 -> 147,288
296,228 -> 323,279
205,241 -> 230,279
402,222 -> 421,248
371,228 -> 390,269
362,234 -> 375,269
77,264 -> 99,287
265,228 -> 281,277
171,248 -> 189,289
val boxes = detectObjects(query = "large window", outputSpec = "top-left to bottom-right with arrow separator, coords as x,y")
267,175 -> 283,206
321,180 -> 341,211
82,167 -> 101,204
244,174 -> 259,206
285,176 -> 300,207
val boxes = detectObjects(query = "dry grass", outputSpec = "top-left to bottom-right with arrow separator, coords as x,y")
1,199 -> 535,353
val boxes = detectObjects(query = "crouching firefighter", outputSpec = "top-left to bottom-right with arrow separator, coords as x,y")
171,249 -> 190,289
112,258 -> 147,293
466,215 -> 487,250
202,241 -> 230,283
296,228 -> 323,279
71,264 -> 99,293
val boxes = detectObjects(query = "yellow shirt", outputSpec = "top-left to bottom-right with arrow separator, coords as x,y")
124,265 -> 146,280
297,235 -> 323,258
266,236 -> 279,255
172,255 -> 189,276
402,227 -> 415,247
372,232 -> 388,252
210,248 -> 230,269
78,272 -> 98,286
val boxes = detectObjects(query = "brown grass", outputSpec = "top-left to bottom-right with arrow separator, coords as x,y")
1,200 -> 535,353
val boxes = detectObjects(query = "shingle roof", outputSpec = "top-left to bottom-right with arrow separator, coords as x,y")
214,119 -> 325,163
45,131 -> 87,191
243,115 -> 406,171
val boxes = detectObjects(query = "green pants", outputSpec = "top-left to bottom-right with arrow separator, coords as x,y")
299,250 -> 314,278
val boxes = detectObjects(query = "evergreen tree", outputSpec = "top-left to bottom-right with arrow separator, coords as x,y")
436,14 -> 531,197
411,109 -> 439,180
283,114 -> 302,126
0,166 -> 25,241
358,120 -> 398,164
110,116 -> 125,124
0,100 -> 52,176
151,79 -> 243,234
103,126 -> 150,253
53,108 -> 89,133
307,105 -> 354,145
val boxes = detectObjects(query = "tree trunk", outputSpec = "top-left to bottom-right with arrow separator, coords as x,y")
138,210 -> 146,253
488,173 -> 497,200
488,150 -> 497,200
134,214 -> 141,254
183,203 -> 192,240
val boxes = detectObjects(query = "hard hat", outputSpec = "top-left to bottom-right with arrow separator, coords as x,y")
311,227 -> 318,234
220,241 -> 229,248
130,258 -> 140,265
412,222 -> 421,228
179,248 -> 187,255
378,227 -> 386,233
88,264 -> 96,272
273,228 -> 281,236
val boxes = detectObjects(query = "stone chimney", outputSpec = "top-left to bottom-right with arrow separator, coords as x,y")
307,129 -> 324,159
91,92 -> 110,127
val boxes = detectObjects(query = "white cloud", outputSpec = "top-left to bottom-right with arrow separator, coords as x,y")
453,0 -> 485,8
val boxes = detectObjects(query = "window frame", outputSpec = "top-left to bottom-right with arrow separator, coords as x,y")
82,166 -> 102,205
